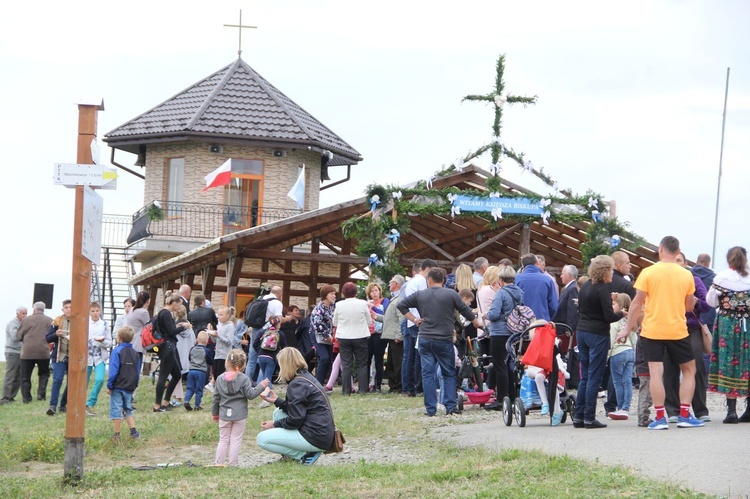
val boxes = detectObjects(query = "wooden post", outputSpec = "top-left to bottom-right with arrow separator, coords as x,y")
308,239 -> 320,304
519,223 -> 531,261
225,253 -> 244,307
339,239 -> 352,288
63,102 -> 102,482
201,266 -> 216,301
282,247 -> 293,305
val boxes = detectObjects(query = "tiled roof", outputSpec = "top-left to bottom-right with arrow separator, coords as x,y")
105,58 -> 362,162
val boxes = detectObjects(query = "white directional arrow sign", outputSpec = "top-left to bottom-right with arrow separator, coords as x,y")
53,163 -> 118,189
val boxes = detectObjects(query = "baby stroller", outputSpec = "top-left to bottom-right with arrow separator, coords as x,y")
501,321 -> 575,427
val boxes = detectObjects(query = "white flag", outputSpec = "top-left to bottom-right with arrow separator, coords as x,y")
287,164 -> 306,209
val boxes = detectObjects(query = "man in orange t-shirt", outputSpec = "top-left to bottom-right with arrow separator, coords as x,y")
616,236 -> 701,430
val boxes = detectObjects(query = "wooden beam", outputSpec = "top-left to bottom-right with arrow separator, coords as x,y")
160,280 -> 173,306
181,272 -> 194,288
225,253 -> 244,307
200,265 -> 217,301
339,239 -> 352,287
520,223 -> 531,257
241,249 -> 368,265
308,239 -> 320,304
213,269 -> 338,283
282,247 -> 293,305
320,241 -> 341,254
455,223 -> 522,261
271,221 -> 345,250
409,229 -> 456,261
222,203 -> 363,250
226,253 -> 244,286
147,285 -> 158,317
402,216 -> 491,257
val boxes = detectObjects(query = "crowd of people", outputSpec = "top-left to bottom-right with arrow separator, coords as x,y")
3,238 -> 750,464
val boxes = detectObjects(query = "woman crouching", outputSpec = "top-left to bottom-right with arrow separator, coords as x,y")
257,347 -> 335,465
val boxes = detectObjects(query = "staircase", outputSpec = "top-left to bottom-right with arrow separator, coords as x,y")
91,215 -> 140,331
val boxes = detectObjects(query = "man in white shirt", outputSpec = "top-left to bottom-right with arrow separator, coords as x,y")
473,257 -> 489,287
178,284 -> 192,310
400,259 -> 436,396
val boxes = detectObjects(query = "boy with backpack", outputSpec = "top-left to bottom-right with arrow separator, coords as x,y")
107,325 -> 140,443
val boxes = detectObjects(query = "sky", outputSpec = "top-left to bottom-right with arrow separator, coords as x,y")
1,0 -> 748,357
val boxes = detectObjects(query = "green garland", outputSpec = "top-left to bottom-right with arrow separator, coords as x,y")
579,217 -> 646,266
341,210 -> 406,283
147,202 -> 164,222
342,53 -> 646,274
344,182 -> 643,273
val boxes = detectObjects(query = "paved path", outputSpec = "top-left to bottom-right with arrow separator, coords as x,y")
433,414 -> 750,498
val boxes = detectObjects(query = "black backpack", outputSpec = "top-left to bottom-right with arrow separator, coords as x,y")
244,297 -> 278,328
114,347 -> 140,392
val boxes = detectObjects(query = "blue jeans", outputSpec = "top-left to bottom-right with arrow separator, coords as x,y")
245,327 -> 265,381
402,325 -> 419,394
86,363 -> 106,407
609,349 -> 635,411
256,408 -> 325,460
185,369 -> 207,407
109,389 -> 133,420
574,331 -> 610,422
257,356 -> 276,390
50,360 -> 68,410
418,337 -> 457,415
315,342 -> 333,386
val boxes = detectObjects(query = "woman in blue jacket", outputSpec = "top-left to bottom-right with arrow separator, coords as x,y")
485,265 -> 524,406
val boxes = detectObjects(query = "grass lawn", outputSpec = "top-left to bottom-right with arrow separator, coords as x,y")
0,363 -> 705,498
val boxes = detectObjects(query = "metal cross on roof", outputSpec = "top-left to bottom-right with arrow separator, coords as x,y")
224,9 -> 257,57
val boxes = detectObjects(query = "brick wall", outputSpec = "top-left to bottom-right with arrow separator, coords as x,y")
143,141 -> 321,213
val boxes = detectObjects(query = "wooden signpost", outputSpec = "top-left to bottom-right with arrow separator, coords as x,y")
61,100 -> 105,482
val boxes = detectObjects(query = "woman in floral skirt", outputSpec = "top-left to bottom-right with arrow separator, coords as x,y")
707,246 -> 750,424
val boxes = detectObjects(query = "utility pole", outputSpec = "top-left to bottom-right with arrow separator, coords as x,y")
711,67 -> 730,264
63,100 -> 104,482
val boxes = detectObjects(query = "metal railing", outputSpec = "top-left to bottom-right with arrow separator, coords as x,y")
101,215 -> 133,248
127,200 -> 304,243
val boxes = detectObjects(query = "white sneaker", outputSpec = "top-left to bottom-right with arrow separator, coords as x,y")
258,401 -> 271,408
608,410 -> 629,420
205,383 -> 215,394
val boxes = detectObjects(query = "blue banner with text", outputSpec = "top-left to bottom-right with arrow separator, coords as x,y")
453,195 -> 543,215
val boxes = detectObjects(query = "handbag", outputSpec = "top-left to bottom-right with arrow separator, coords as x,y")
298,375 -> 346,454
700,323 -> 712,355
520,322 -> 556,371
694,312 -> 712,355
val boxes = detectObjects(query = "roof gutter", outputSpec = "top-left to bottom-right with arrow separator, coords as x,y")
110,147 -> 145,180
320,164 -> 351,191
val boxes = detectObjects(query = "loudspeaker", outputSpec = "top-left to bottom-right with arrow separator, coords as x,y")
33,283 -> 54,309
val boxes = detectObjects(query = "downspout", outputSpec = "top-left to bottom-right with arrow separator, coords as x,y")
320,164 -> 351,191
110,148 -> 145,179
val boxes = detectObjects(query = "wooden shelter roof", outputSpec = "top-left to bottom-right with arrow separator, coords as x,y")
130,165 -> 659,302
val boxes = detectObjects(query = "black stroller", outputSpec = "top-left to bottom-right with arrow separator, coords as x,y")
501,321 -> 576,427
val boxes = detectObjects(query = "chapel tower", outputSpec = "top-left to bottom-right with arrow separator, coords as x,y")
104,57 -> 361,270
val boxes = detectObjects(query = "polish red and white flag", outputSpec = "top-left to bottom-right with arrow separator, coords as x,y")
202,159 -> 232,192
